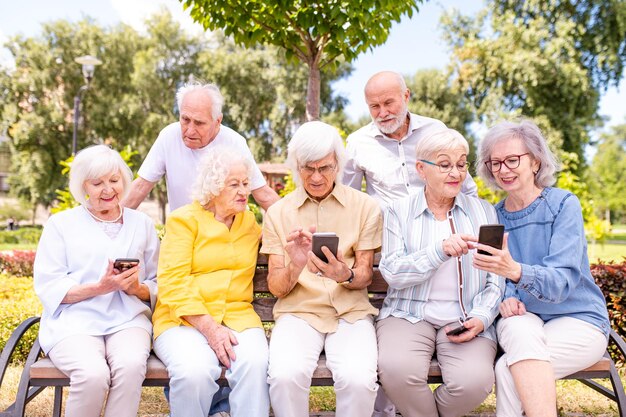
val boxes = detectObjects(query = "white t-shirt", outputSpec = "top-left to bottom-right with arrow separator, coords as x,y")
138,122 -> 267,211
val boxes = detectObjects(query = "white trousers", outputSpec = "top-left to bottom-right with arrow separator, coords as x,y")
48,327 -> 151,417
153,325 -> 269,417
495,313 -> 607,417
268,314 -> 378,417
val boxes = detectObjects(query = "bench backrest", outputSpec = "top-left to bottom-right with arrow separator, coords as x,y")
252,253 -> 387,322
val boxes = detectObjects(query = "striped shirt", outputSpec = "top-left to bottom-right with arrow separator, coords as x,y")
379,189 -> 504,341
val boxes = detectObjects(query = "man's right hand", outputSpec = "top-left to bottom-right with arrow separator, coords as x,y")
284,226 -> 315,269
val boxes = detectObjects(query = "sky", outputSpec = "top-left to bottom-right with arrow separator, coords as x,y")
0,0 -> 624,134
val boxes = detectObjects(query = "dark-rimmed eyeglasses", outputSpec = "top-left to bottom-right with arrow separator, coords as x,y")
484,153 -> 529,173
299,163 -> 337,176
419,159 -> 468,173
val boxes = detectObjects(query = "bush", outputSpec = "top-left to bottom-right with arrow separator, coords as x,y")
591,260 -> 626,340
0,274 -> 41,363
0,227 -> 42,245
0,250 -> 36,277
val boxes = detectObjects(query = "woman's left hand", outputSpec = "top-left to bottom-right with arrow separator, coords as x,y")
471,233 -> 522,282
445,317 -> 484,343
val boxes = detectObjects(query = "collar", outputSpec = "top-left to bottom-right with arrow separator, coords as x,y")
293,183 -> 348,208
412,187 -> 470,219
367,113 -> 429,141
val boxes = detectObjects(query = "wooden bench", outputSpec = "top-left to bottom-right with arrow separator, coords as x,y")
2,254 -> 626,417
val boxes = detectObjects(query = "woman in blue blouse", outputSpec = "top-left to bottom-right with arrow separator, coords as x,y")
474,120 -> 609,417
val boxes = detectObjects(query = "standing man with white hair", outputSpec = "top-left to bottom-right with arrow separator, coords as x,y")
344,71 -> 478,416
124,81 -> 279,212
344,70 -> 477,208
262,121 -> 382,417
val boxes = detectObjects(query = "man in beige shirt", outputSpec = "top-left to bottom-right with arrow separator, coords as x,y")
261,121 -> 382,417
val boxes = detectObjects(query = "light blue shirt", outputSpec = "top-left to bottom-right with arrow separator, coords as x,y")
497,187 -> 610,337
379,189 -> 504,341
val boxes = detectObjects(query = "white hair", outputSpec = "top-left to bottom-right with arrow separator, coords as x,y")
477,120 -> 560,189
415,128 -> 469,160
176,81 -> 224,120
191,146 -> 254,206
69,145 -> 133,206
286,121 -> 346,186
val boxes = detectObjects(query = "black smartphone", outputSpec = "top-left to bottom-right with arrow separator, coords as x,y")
311,232 -> 339,263
113,258 -> 139,271
477,224 -> 505,256
446,318 -> 469,336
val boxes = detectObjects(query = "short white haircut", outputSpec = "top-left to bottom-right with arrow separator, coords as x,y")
286,121 -> 346,186
415,128 -> 469,160
477,120 -> 560,189
176,81 -> 224,120
191,146 -> 253,206
69,145 -> 133,206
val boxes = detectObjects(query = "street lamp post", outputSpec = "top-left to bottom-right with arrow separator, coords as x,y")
72,55 -> 102,156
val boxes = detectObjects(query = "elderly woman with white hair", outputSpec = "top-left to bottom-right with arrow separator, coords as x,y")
261,121 -> 382,417
377,128 -> 503,417
152,146 -> 269,417
33,145 -> 159,417
473,120 -> 609,417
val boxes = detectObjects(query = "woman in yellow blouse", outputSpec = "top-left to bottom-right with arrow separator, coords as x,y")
152,147 -> 269,417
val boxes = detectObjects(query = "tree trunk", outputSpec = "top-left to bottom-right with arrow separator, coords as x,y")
305,62 -> 321,121
158,190 -> 167,225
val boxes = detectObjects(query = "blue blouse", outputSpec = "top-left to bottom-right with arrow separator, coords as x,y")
497,187 -> 610,337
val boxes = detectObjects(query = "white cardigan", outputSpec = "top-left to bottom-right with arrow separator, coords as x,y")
34,206 -> 159,353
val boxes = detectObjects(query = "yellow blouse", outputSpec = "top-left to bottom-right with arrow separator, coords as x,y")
152,201 -> 262,339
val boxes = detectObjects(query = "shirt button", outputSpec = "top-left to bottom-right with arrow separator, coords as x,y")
406,183 -> 409,186
402,163 -> 405,166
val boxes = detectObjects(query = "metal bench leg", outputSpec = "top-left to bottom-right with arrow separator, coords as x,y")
608,360 -> 626,417
52,386 -> 63,417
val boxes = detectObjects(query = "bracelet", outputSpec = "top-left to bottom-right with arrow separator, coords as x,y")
339,268 -> 354,285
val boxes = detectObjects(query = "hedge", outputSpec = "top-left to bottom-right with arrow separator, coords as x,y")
0,260 -> 625,363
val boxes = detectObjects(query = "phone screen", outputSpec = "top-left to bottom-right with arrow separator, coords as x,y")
311,233 -> 339,263
477,224 -> 505,256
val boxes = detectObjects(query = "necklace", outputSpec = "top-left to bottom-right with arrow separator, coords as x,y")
85,204 -> 123,223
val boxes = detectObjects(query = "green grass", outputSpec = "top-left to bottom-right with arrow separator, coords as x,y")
588,243 -> 626,263
0,243 -> 36,251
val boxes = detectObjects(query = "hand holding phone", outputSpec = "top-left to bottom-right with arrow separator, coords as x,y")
113,258 -> 139,272
311,232 -> 339,263
477,224 -> 505,256
446,318 -> 469,336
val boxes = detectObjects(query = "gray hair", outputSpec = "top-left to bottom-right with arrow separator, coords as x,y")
176,81 -> 224,120
477,120 -> 559,189
191,146 -> 253,206
286,121 -> 346,186
365,71 -> 407,95
69,145 -> 133,206
415,128 -> 469,160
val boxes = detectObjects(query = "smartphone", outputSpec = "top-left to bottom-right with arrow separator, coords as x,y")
477,224 -> 505,256
311,232 -> 339,263
446,318 -> 469,336
113,258 -> 139,271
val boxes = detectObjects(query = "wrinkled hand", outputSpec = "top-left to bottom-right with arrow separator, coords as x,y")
471,233 -> 522,281
206,324 -> 238,368
285,226 -> 315,269
499,297 -> 526,318
99,260 -> 141,295
443,234 -> 475,257
307,247 -> 351,283
445,317 -> 484,343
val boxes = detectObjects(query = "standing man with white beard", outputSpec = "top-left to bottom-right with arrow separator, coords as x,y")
343,71 -> 478,417
344,71 -> 477,209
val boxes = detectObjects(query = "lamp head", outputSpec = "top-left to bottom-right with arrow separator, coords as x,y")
74,55 -> 102,84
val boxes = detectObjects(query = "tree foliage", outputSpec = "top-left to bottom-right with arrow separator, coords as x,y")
179,0 -> 422,120
441,0 -> 626,165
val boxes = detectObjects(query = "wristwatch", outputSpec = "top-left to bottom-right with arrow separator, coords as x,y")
339,268 -> 354,285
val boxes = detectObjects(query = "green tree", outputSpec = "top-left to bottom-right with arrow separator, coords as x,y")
440,0 -> 626,165
179,0 -> 422,120
588,124 -> 626,223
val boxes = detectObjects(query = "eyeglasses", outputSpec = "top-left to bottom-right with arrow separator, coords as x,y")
484,153 -> 529,173
299,163 -> 337,176
419,159 -> 468,173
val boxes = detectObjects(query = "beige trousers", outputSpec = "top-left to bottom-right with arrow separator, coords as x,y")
377,317 -> 496,417
48,327 -> 151,417
495,313 -> 607,417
